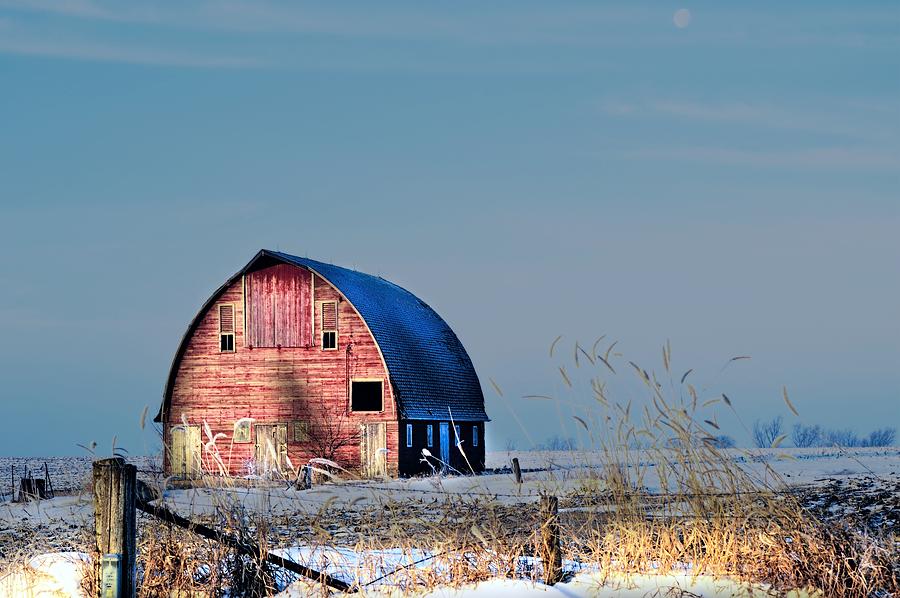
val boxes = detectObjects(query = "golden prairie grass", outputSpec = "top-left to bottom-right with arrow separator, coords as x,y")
107,339 -> 900,596
547,338 -> 898,597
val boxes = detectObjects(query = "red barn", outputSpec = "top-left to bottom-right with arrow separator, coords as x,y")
154,250 -> 488,478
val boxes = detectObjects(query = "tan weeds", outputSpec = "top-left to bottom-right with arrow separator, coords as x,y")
66,339 -> 900,596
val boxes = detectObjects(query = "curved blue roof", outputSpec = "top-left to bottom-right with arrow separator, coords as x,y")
268,251 -> 488,422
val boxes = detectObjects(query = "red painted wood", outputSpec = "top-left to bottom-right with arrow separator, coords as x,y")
166,265 -> 399,476
246,264 -> 312,348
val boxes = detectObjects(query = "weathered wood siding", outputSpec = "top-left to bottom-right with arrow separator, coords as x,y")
166,265 -> 399,476
246,263 -> 312,348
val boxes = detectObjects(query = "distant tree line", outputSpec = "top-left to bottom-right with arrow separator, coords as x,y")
527,421 -> 895,452
537,436 -> 579,451
752,416 -> 896,449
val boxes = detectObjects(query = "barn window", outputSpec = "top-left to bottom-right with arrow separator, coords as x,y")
292,421 -> 309,442
351,380 -> 383,412
321,301 -> 338,350
406,424 -> 413,448
454,425 -> 461,445
426,425 -> 433,447
219,304 -> 235,352
473,425 -> 479,447
233,419 -> 251,443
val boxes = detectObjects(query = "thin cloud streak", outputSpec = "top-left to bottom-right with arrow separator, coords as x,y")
0,33 -> 262,68
0,0 -> 111,19
0,0 -> 651,44
620,146 -> 900,170
2,1 -> 897,49
599,99 -> 899,142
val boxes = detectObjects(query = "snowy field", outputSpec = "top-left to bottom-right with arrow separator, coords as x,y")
0,455 -> 161,500
1,447 -> 897,596
1,550 -> 814,598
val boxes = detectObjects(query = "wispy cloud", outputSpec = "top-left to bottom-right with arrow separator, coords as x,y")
1,2 -> 897,71
621,146 -> 900,170
599,99 -> 899,142
0,23 -> 261,67
5,1 -> 896,49
12,0 -> 112,18
0,0 -> 650,44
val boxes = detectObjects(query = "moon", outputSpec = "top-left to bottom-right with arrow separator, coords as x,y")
673,8 -> 691,29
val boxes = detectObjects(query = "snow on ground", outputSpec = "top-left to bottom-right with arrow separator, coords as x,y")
131,446 -> 900,519
0,549 -> 812,598
270,548 -> 813,598
29,446 -> 873,523
1,447 -> 897,561
276,572 -> 813,597
2,448 -> 896,520
0,448 -> 895,595
488,446 -> 900,490
0,552 -> 90,597
0,456 -> 161,500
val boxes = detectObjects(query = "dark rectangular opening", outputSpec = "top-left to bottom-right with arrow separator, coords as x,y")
220,333 -> 235,352
351,380 -> 382,412
322,331 -> 336,350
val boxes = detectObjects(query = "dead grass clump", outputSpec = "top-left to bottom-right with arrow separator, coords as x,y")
552,338 -> 900,597
105,337 -> 897,596
137,493 -> 279,597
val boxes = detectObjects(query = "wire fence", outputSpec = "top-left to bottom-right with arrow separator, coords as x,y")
141,475 -> 816,531
139,475 -> 809,507
92,455 -> 898,595
135,464 -> 813,503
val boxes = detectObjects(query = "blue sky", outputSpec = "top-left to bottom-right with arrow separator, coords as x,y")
0,1 -> 897,456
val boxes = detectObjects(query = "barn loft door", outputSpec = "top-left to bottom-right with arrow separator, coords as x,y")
170,425 -> 201,478
360,422 -> 387,478
245,264 -> 312,348
255,424 -> 288,476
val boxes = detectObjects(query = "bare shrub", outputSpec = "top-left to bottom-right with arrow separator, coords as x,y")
863,427 -> 895,447
538,436 -> 577,451
822,427 -> 862,447
791,423 -> 822,448
711,434 -> 735,448
792,424 -> 894,448
304,401 -> 360,467
752,416 -> 783,448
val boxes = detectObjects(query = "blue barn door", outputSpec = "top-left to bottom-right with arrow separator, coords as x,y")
439,422 -> 450,473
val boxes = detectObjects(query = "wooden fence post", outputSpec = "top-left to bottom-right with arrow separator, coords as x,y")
511,457 -> 522,485
295,464 -> 313,490
539,494 -> 562,585
93,457 -> 137,598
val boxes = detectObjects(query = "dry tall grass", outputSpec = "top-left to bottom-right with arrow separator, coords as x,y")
57,339 -> 899,596
550,339 -> 899,597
